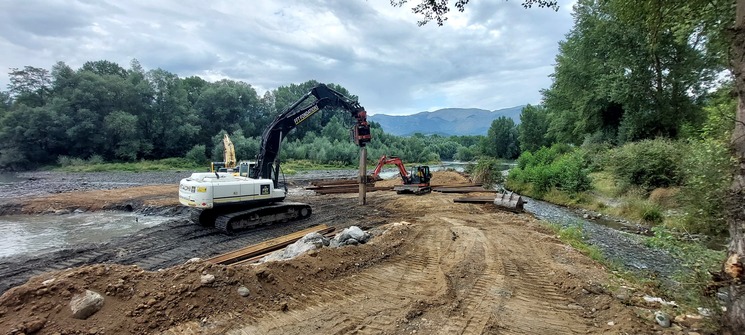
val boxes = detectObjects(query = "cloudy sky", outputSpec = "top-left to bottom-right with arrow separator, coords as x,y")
0,0 -> 576,115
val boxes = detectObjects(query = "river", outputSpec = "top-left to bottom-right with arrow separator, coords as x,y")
0,167 -> 693,281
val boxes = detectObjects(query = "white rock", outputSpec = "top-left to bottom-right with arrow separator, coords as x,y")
201,274 -> 216,285
262,232 -> 329,262
185,258 -> 202,264
655,311 -> 671,328
70,290 -> 104,319
330,226 -> 370,247
237,286 -> 250,297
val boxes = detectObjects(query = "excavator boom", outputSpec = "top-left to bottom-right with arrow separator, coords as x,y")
251,84 -> 371,187
223,134 -> 236,169
180,83 -> 372,233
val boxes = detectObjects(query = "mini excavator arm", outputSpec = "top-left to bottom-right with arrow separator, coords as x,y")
370,155 -> 411,184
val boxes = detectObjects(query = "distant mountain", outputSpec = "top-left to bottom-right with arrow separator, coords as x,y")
368,106 -> 525,136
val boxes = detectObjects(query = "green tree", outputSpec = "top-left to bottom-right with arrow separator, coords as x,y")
194,79 -> 260,148
7,66 -> 52,107
146,69 -> 200,158
542,0 -> 718,144
81,60 -> 128,77
0,91 -> 11,116
396,0 -> 745,331
481,116 -> 519,159
104,110 -> 140,161
518,104 -> 552,152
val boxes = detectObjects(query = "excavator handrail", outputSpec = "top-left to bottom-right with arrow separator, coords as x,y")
250,83 -> 371,187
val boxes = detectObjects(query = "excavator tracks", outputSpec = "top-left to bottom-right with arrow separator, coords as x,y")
213,202 -> 312,234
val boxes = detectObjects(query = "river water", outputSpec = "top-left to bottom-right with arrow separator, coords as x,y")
0,212 -> 172,259
523,197 -> 681,278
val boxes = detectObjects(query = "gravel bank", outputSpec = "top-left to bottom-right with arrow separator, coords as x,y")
0,169 -> 363,201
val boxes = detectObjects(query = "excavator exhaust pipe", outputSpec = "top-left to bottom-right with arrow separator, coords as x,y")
493,192 -> 525,213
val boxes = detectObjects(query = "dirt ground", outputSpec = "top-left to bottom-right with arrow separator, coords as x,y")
0,172 -> 707,334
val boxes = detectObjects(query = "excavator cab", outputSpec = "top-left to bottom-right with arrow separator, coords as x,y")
237,161 -> 256,177
409,166 -> 431,185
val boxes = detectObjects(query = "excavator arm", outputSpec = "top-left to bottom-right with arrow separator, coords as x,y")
250,84 -> 371,186
370,155 -> 411,183
223,134 -> 236,169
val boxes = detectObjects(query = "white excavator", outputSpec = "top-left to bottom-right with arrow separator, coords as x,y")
179,84 -> 371,234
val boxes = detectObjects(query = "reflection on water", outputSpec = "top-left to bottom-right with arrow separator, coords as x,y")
0,212 -> 171,259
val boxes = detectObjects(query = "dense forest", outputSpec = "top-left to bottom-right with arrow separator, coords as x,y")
0,60 -> 524,169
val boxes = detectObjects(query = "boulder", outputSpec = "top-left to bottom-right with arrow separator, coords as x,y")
330,226 -> 370,247
70,290 -> 104,320
262,232 -> 329,262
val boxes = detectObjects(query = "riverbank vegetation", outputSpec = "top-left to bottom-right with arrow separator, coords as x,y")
458,0 -> 735,325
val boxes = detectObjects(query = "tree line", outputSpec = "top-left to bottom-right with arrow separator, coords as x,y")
0,60 -> 502,170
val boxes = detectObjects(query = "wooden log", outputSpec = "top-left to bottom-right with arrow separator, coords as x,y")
311,179 -> 358,187
206,225 -> 334,265
430,183 -> 483,188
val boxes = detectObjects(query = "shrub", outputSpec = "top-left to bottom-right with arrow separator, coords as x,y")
87,155 -> 104,165
606,139 -> 683,192
470,158 -> 506,189
57,155 -> 85,167
507,144 -> 592,197
185,144 -> 208,165
677,139 -> 734,236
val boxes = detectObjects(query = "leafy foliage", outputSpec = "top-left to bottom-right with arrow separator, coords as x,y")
481,116 -> 519,159
605,139 -> 684,192
468,157 -> 506,189
507,144 -> 592,196
541,0 -> 723,145
518,104 -> 552,152
390,0 -> 558,26
0,60 -> 494,170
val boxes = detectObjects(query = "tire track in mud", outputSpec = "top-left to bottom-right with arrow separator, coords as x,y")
208,224 -> 447,335
436,217 -> 505,335
488,227 -> 591,335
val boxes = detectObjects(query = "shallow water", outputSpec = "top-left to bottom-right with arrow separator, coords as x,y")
0,212 -> 171,259
523,196 -> 680,277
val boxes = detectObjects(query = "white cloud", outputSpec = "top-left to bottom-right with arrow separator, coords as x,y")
0,0 -> 574,115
